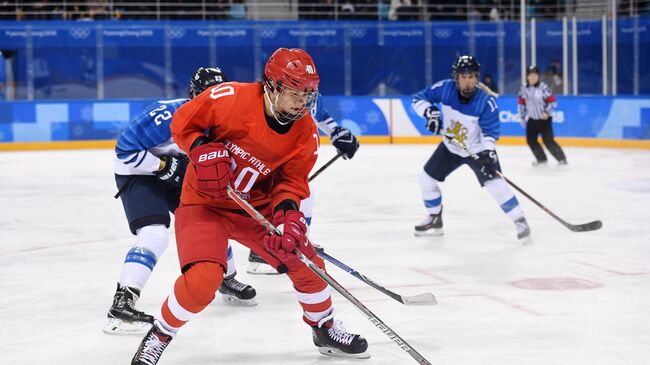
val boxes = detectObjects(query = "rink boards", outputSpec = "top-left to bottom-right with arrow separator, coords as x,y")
0,95 -> 649,150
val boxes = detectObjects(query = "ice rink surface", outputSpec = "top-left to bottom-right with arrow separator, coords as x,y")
1,144 -> 650,365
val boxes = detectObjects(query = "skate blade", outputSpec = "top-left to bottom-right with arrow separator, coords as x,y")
413,229 -> 444,237
220,294 -> 258,307
246,262 -> 280,275
103,317 -> 152,336
318,346 -> 371,359
519,235 -> 533,245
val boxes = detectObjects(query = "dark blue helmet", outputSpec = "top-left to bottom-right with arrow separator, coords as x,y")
188,67 -> 228,99
526,65 -> 540,75
452,55 -> 481,75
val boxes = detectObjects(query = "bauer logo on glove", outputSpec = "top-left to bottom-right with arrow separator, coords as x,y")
197,150 -> 229,162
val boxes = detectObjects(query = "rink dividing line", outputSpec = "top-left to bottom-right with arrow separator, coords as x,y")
0,319 -> 107,348
571,260 -> 650,276
409,268 -> 543,316
0,236 -> 132,256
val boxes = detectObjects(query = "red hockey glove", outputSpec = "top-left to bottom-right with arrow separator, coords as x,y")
264,210 -> 314,272
188,142 -> 232,199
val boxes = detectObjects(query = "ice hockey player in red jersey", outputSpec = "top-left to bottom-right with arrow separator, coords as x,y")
131,47 -> 369,365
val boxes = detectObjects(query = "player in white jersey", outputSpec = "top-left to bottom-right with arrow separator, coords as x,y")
247,92 -> 360,274
412,55 -> 532,244
105,68 -> 257,336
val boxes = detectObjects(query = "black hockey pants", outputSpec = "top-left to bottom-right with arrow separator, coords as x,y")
526,117 -> 567,163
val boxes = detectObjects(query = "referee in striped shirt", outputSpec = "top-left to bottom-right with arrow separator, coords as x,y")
518,65 -> 567,165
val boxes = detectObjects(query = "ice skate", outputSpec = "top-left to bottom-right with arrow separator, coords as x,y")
414,208 -> 443,237
131,320 -> 174,365
532,160 -> 548,167
103,284 -> 153,336
515,217 -> 533,245
312,315 -> 370,359
218,273 -> 257,306
247,250 -> 280,275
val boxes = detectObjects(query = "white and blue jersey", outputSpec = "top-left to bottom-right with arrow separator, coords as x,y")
114,98 -> 188,176
310,93 -> 339,136
413,79 -> 500,157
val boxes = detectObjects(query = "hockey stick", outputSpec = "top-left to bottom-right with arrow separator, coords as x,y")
443,134 -> 602,232
315,247 -> 437,306
478,82 -> 500,98
226,186 -> 432,365
308,151 -> 344,182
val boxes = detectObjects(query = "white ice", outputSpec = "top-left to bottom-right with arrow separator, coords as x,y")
1,144 -> 650,365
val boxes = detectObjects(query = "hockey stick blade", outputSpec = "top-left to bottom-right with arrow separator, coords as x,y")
315,247 -> 437,306
442,133 -> 604,234
400,292 -> 438,306
567,220 -> 603,232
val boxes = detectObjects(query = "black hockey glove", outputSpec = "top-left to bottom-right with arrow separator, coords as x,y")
424,106 -> 442,134
154,155 -> 188,188
331,127 -> 359,159
476,150 -> 499,179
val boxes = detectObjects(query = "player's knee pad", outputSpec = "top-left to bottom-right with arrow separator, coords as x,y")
182,262 -> 224,305
135,224 -> 169,259
418,170 -> 440,191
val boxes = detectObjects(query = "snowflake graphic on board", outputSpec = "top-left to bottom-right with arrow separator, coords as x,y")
365,110 -> 380,125
80,104 -> 93,122
338,100 -> 357,115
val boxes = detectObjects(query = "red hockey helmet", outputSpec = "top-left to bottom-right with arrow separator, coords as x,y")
263,48 -> 319,125
264,47 -> 320,92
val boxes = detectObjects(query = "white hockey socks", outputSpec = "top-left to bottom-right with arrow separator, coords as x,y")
225,243 -> 236,277
418,170 -> 442,215
484,178 -> 525,221
119,224 -> 169,290
300,191 -> 315,228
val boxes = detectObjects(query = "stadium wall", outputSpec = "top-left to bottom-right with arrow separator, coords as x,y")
0,95 -> 649,151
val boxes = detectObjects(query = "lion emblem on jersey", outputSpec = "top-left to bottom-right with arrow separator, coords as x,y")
445,120 -> 469,145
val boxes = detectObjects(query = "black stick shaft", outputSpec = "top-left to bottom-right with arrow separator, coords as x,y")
308,151 -> 344,182
443,133 -> 601,232
316,248 -> 436,306
497,172 -> 568,228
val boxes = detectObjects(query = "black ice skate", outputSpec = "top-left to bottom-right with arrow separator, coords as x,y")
312,316 -> 370,359
131,321 -> 174,365
515,217 -> 533,245
218,273 -> 258,306
414,207 -> 443,237
246,250 -> 280,275
103,283 -> 153,336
